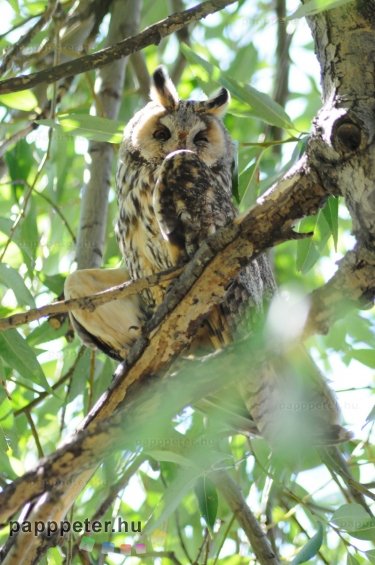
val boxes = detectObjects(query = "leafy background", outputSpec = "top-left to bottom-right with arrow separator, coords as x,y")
0,0 -> 374,563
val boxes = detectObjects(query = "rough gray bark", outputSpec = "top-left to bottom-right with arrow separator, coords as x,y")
301,0 -> 375,330
76,0 -> 141,268
306,1 -> 375,246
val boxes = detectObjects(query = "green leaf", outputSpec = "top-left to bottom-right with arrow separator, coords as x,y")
0,264 -> 35,307
195,476 -> 218,533
219,75 -> 294,130
291,523 -> 323,564
238,153 -> 264,207
0,446 -> 16,479
347,553 -> 360,565
296,237 -> 319,273
25,2 -> 46,15
143,447 -> 225,537
322,196 -> 339,250
0,387 -> 14,434
145,450 -> 198,467
0,90 -> 38,111
364,405 -> 375,425
5,138 -> 33,198
5,0 -> 19,12
349,349 -> 375,369
181,44 -> 294,129
349,520 -> 375,541
18,196 -> 38,272
365,550 -> 375,564
26,320 -> 68,347
288,0 -> 354,20
36,114 -> 124,144
142,465 -> 203,536
0,329 -> 50,391
0,218 -> 13,235
39,273 -> 65,295
332,504 -> 375,540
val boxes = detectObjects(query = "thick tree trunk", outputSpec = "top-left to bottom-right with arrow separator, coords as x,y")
306,1 -> 375,247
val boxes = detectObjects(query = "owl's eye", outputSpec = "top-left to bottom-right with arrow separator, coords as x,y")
153,127 -> 171,141
193,130 -> 209,145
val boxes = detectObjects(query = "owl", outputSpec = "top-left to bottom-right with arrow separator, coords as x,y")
64,67 -> 351,446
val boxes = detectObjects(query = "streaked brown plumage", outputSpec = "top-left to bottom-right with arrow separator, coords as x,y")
65,67 -> 351,445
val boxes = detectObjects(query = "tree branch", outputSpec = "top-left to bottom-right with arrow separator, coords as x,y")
0,0 -> 237,95
212,470 -> 280,565
0,340 -> 251,527
75,0 -> 140,269
0,267 -> 181,331
1,150 -> 372,560
303,244 -> 375,337
0,2 -> 57,75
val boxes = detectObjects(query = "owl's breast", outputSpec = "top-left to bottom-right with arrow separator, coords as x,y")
115,158 -> 183,305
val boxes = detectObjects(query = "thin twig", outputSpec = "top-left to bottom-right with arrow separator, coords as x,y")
0,51 -> 61,264
192,528 -> 210,565
267,0 -> 292,151
0,12 -> 43,41
170,0 -> 191,85
0,0 -> 237,94
129,51 -> 150,100
14,346 -> 85,417
0,267 -> 182,331
24,410 -> 44,459
212,515 -> 235,565
0,2 -> 57,75
92,455 -> 146,522
281,499 -> 330,565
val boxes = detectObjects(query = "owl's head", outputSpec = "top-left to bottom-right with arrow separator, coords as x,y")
125,66 -> 233,167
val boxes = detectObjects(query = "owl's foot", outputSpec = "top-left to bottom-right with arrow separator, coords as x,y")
64,267 -> 145,361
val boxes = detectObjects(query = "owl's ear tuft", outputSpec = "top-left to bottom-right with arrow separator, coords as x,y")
204,88 -> 230,116
151,66 -> 179,110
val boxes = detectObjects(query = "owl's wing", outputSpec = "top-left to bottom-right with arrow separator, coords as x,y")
64,268 -> 145,360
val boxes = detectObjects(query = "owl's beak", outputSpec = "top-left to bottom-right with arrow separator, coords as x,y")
177,131 -> 188,148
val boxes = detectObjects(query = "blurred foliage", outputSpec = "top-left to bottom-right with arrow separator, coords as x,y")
0,0 -> 373,564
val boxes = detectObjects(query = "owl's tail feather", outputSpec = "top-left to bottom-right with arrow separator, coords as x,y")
238,359 -> 352,447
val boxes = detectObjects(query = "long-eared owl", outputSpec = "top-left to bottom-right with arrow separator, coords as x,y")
65,67 -> 350,445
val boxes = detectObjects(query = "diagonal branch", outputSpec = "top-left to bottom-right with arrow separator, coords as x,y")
2,152 -> 373,562
212,470 -> 280,564
0,0 -> 237,95
303,244 -> 375,337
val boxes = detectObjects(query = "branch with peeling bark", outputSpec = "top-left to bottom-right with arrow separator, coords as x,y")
1,152 -> 369,563
0,338 -> 274,563
2,3 -> 375,563
1,158 -> 372,340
